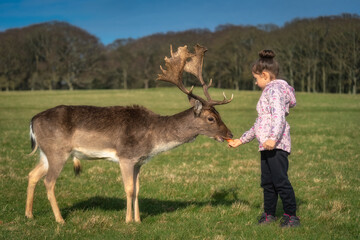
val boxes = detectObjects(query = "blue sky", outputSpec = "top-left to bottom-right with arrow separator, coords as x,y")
1,0 -> 359,45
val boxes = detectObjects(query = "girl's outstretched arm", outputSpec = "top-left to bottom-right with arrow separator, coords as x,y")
228,139 -> 242,148
240,125 -> 256,144
229,123 -> 256,148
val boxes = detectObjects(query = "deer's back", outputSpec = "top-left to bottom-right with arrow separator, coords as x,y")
32,105 -> 157,130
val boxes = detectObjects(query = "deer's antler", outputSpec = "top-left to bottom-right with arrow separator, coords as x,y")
157,44 -> 233,107
157,45 -> 194,95
184,44 -> 233,106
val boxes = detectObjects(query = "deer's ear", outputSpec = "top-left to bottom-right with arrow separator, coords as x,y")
188,95 -> 196,106
188,96 -> 202,116
193,100 -> 203,116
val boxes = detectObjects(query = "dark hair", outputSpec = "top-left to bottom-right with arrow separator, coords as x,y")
252,50 -> 279,79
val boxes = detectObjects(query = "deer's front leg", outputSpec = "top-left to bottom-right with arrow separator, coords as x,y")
119,161 -> 138,223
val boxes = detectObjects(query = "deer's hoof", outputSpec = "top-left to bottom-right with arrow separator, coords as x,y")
56,218 -> 65,224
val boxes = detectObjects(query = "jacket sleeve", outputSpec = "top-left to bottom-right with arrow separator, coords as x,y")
240,122 -> 256,144
268,87 -> 286,141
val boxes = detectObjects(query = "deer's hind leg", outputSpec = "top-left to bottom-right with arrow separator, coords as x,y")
133,165 -> 141,222
43,150 -> 70,224
26,151 -> 49,219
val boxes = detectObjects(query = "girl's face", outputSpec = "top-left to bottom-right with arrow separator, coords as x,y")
253,71 -> 271,90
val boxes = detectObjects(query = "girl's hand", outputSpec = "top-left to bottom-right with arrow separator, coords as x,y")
228,139 -> 242,148
263,139 -> 276,150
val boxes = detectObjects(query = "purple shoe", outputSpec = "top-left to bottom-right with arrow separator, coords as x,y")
280,214 -> 300,227
258,212 -> 276,225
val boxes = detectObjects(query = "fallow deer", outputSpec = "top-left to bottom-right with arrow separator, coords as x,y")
25,44 -> 233,224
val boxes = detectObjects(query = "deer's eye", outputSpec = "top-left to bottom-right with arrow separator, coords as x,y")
208,117 -> 215,122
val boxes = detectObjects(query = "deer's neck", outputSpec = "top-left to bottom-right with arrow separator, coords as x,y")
157,108 -> 198,144
135,108 -> 197,164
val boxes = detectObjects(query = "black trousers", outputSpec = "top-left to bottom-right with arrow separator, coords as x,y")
260,149 -> 297,216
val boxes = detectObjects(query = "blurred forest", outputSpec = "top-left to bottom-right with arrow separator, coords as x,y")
0,13 -> 359,93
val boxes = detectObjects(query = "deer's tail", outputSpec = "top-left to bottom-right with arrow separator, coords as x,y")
29,120 -> 38,156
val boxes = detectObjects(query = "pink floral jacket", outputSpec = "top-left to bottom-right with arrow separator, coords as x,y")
240,80 -> 296,153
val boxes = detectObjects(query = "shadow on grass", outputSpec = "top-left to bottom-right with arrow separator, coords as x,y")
62,187 -> 250,220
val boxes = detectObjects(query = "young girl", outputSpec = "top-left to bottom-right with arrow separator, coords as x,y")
228,50 -> 300,227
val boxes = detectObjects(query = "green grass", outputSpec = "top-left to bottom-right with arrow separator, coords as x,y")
0,88 -> 359,239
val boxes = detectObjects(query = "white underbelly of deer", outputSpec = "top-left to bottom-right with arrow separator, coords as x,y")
72,148 -> 119,162
138,141 -> 182,165
71,141 -> 181,164
151,141 -> 182,156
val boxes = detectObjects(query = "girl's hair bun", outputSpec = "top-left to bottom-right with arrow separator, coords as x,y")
259,50 -> 276,59
252,49 -> 279,78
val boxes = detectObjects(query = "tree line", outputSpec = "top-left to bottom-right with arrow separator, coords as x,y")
0,13 -> 359,93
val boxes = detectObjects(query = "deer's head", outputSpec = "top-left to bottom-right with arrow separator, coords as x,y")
158,44 -> 233,142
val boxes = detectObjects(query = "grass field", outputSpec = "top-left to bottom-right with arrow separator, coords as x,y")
0,88 -> 359,239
